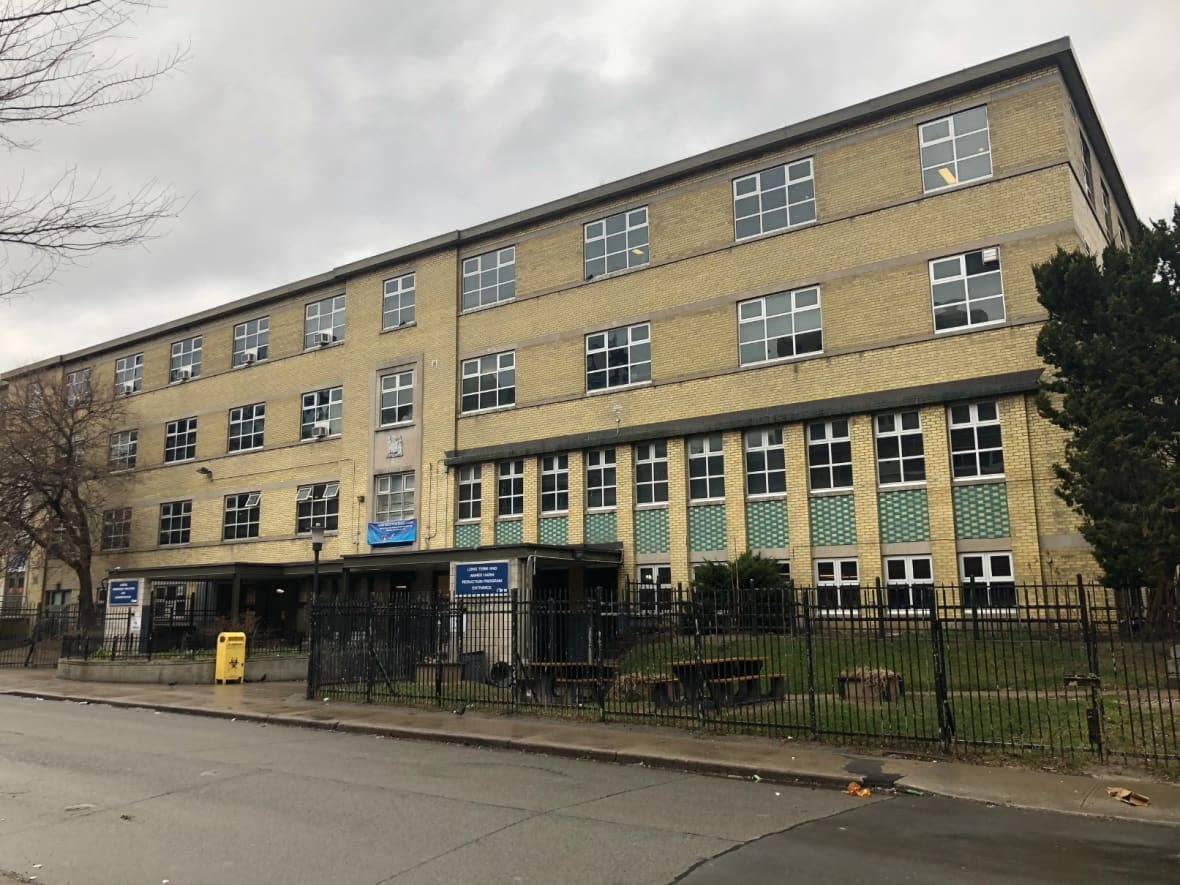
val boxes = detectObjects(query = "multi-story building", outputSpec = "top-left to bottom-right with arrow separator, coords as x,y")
0,38 -> 1135,630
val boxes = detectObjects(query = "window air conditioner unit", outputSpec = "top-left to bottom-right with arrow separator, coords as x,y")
120,382 -> 136,396
174,367 -> 192,382
316,331 -> 334,346
242,349 -> 258,365
311,423 -> 330,439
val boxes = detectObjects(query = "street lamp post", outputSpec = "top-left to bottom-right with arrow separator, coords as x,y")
306,521 -> 325,700
310,522 -> 324,603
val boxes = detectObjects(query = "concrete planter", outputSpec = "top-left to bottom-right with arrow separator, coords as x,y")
57,653 -> 308,685
837,668 -> 904,703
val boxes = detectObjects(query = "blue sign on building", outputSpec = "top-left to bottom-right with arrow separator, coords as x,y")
108,579 -> 139,606
454,561 -> 510,597
367,518 -> 416,546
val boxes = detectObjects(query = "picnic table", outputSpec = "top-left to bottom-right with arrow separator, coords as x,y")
670,657 -> 785,707
518,661 -> 618,705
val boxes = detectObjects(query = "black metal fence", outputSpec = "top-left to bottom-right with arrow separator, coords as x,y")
308,579 -> 1180,768
0,604 -> 82,668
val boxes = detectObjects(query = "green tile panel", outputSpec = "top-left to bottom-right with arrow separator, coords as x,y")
953,482 -> 1011,539
495,519 -> 524,545
808,494 -> 856,546
453,522 -> 480,548
688,504 -> 727,552
746,498 -> 788,549
585,511 -> 618,544
634,508 -> 669,554
538,516 -> 569,545
878,488 -> 931,544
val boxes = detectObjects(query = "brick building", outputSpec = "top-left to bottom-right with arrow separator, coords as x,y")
0,38 -> 1135,629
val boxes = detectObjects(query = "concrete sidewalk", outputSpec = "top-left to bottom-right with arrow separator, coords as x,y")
2,668 -> 1177,828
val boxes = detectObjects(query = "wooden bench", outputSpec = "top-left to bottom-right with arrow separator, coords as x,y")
635,675 -> 682,708
552,676 -> 608,704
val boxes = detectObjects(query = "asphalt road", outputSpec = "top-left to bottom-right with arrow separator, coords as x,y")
0,696 -> 1176,885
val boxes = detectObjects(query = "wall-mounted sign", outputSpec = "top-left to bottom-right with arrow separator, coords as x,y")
108,579 -> 139,605
454,561 -> 510,597
367,518 -> 416,546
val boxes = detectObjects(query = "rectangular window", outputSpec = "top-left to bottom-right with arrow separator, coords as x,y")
164,417 -> 197,463
497,460 -> 524,517
301,387 -> 343,439
960,552 -> 1016,612
949,401 -> 1004,479
460,351 -> 515,413
919,106 -> 992,192
875,411 -> 925,485
374,472 -> 415,522
169,335 -> 202,382
816,559 -> 859,613
885,556 -> 934,612
114,352 -> 143,395
585,322 -> 651,391
109,429 -> 138,469
382,272 -> 416,329
223,492 -> 261,540
687,434 -> 725,501
228,403 -> 265,452
304,294 -> 345,348
540,454 -> 569,514
296,482 -> 339,534
101,508 -> 131,551
457,465 -> 482,521
158,500 -> 192,546
636,565 -> 672,613
733,158 -> 816,240
930,247 -> 1004,332
738,287 -> 822,365
808,420 -> 852,491
744,428 -> 785,496
1080,130 -> 1093,199
462,246 -> 515,310
232,316 -> 269,367
379,370 -> 414,426
1101,183 -> 1112,234
586,448 -> 617,510
1119,222 -> 1128,249
584,207 -> 649,278
65,368 -> 91,405
634,442 -> 668,505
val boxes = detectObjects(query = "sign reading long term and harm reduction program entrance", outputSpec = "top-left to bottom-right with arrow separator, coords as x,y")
454,561 -> 509,597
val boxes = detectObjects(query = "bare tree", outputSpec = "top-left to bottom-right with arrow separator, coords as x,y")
1,0 -> 184,300
0,373 -> 127,628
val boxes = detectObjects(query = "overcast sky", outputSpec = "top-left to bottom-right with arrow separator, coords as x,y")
1,0 -> 1177,373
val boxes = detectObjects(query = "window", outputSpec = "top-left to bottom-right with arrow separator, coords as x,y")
885,556 -> 934,612
1118,222 -> 1128,249
540,454 -> 568,513
636,565 -> 672,612
169,335 -> 202,382
164,417 -> 197,463
460,351 -> 515,413
1080,130 -> 1093,199
497,460 -> 524,517
733,158 -> 816,239
586,448 -> 617,509
738,287 -> 822,365
949,401 -> 1004,479
930,247 -> 1004,332
687,434 -> 724,501
109,429 -> 137,469
374,472 -> 415,522
635,442 -> 668,505
919,106 -> 991,192
462,246 -> 515,310
66,368 -> 91,405
808,420 -> 852,491
295,482 -> 339,534
233,316 -> 269,367
304,294 -> 345,348
816,559 -> 859,613
960,552 -> 1016,611
585,322 -> 651,391
101,508 -> 131,551
301,387 -> 343,439
1101,183 -> 1112,234
114,352 -> 143,395
382,272 -> 416,330
875,411 -> 925,485
379,370 -> 414,426
223,492 -> 261,540
228,403 -> 265,452
158,500 -> 192,546
457,465 -> 482,521
745,428 -> 785,496
584,208 -> 649,278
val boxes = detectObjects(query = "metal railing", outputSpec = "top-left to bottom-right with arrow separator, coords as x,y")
0,604 -> 83,668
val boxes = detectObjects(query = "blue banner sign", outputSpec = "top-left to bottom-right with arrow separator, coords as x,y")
367,518 -> 416,546
454,561 -> 509,597
108,579 -> 139,606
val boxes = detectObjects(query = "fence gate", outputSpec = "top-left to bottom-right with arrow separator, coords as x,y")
0,606 -> 78,669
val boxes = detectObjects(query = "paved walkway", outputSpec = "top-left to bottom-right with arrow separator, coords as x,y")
2,668 -> 1177,827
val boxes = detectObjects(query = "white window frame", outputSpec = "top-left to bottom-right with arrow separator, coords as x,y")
66,368 -> 91,406
948,401 -> 1004,480
540,454 -> 569,514
379,370 -> 414,427
1080,130 -> 1094,200
687,434 -> 725,502
634,442 -> 668,506
744,428 -> 785,497
460,351 -> 515,414
874,411 -> 926,486
223,492 -> 261,540
101,508 -> 132,551
233,316 -> 269,367
462,246 -> 516,311
304,294 -> 345,348
919,106 -> 992,193
301,386 -> 343,439
807,419 -> 852,492
733,157 -> 816,240
816,558 -> 860,615
169,335 -> 203,383
959,552 -> 1017,613
737,287 -> 822,366
930,247 -> 1005,333
374,472 -> 415,522
884,555 -> 934,614
585,322 -> 651,392
114,352 -> 143,395
163,417 -> 197,463
382,272 -> 416,330
584,207 -> 649,278
457,465 -> 482,522
296,482 -> 339,534
497,460 -> 524,517
228,403 -> 265,453
636,565 -> 672,614
109,429 -> 137,469
1101,183 -> 1112,234
158,500 -> 192,546
586,448 -> 617,511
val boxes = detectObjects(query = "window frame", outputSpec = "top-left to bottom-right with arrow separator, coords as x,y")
687,434 -> 725,502
109,429 -> 138,470
295,482 -> 339,534
374,472 -> 415,522
807,419 -> 853,492
497,460 -> 524,517
634,442 -> 669,506
919,106 -> 992,193
114,352 -> 143,395
733,157 -> 816,240
948,401 -> 1004,480
584,207 -> 649,278
929,247 -> 1005,333
300,386 -> 343,439
461,246 -> 516,311
959,552 -> 1017,613
378,370 -> 414,427
457,465 -> 482,522
884,555 -> 934,614
816,558 -> 860,615
101,508 -> 132,551
585,448 -> 617,511
223,492 -> 261,541
382,272 -> 416,330
232,316 -> 269,367
228,402 -> 266,453
540,454 -> 569,515
737,287 -> 822,366
158,500 -> 192,546
874,410 -> 926,486
585,322 -> 651,392
635,564 -> 673,614
460,351 -> 515,414
169,335 -> 203,383
163,416 -> 198,463
303,294 -> 346,348
744,428 -> 786,497
66,368 -> 92,406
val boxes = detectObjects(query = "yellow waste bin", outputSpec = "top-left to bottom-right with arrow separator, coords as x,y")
215,631 -> 247,684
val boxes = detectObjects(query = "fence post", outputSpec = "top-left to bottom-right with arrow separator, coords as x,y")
875,576 -> 886,640
1076,574 -> 1105,759
433,594 -> 444,706
689,582 -> 710,724
364,588 -> 374,705
594,595 -> 607,722
803,590 -> 818,739
969,576 -> 980,641
305,595 -> 320,701
510,588 -> 520,711
930,597 -> 953,753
